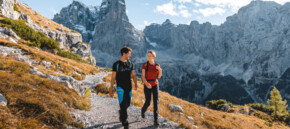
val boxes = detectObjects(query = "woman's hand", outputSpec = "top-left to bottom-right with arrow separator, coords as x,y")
145,82 -> 152,89
156,65 -> 162,71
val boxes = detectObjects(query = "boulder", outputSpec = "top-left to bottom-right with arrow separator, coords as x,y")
169,104 -> 183,112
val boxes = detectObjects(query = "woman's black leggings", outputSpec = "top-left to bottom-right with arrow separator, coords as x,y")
141,85 -> 159,121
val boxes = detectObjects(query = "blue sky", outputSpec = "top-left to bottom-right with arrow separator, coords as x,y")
19,0 -> 290,30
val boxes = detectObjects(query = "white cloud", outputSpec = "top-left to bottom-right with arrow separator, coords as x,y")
126,9 -> 129,14
155,2 -> 192,18
178,5 -> 187,10
174,0 -> 192,3
154,2 -> 179,16
196,16 -> 202,20
196,0 -> 290,12
180,9 -> 192,18
144,20 -> 157,26
196,0 -> 251,12
51,8 -> 57,15
198,7 -> 226,17
194,3 -> 201,7
263,0 -> 290,4
193,9 -> 199,13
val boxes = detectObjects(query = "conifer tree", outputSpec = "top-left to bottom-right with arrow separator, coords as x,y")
267,86 -> 288,119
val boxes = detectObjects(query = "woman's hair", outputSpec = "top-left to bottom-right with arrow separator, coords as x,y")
148,50 -> 156,58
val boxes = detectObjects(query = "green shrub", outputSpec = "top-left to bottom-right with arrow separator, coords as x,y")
252,110 -> 273,122
71,30 -> 78,33
265,121 -> 273,127
0,18 -> 59,50
247,103 -> 273,114
222,115 -> 227,119
206,99 -> 233,110
286,114 -> 290,125
14,4 -> 19,11
57,50 -> 83,62
104,68 -> 112,71
0,18 -> 89,63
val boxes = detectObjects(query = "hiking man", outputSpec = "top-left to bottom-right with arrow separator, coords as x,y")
109,47 -> 138,128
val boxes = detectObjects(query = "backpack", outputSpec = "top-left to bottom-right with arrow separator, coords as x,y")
144,61 -> 159,82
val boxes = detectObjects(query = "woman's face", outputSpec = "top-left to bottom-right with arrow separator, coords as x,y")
147,53 -> 155,61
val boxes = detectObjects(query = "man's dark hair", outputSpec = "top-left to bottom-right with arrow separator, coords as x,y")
120,47 -> 132,56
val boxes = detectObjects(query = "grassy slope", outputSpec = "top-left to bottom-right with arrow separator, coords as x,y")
16,1 -> 76,33
0,53 -> 89,128
101,74 -> 290,129
0,37 -> 101,128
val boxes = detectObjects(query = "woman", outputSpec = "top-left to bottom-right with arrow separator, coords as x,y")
141,50 -> 162,127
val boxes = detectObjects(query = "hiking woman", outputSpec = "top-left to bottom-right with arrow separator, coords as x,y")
141,50 -> 162,127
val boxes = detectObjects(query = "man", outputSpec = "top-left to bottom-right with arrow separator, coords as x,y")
109,47 -> 138,128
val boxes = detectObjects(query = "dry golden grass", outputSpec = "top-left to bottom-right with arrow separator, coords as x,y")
0,38 -> 99,78
0,54 -> 90,128
72,73 -> 85,81
95,83 -> 111,95
16,1 -> 75,33
101,74 -> 290,129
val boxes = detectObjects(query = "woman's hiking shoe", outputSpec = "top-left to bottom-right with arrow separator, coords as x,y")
154,120 -> 159,127
122,120 -> 129,127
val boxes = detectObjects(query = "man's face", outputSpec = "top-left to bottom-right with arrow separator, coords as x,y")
124,51 -> 132,59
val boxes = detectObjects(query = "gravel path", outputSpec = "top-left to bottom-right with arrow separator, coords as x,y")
70,94 -> 181,129
69,72 -> 182,129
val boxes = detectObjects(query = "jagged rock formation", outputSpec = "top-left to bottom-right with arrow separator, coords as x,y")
0,0 -> 96,64
54,0 -> 290,108
54,0 -> 146,66
53,0 -> 98,43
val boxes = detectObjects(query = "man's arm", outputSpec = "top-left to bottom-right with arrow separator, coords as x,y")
109,71 -> 116,97
131,70 -> 138,90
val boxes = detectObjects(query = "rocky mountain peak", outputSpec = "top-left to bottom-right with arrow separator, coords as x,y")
162,19 -> 173,25
91,0 -> 146,66
72,0 -> 86,7
53,0 -> 99,43
237,0 -> 280,21
99,0 -> 128,22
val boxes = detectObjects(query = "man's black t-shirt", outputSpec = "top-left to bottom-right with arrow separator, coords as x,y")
112,60 -> 134,91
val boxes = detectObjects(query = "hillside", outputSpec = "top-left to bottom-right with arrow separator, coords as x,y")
1,38 -> 289,128
0,0 -> 290,129
1,0 -> 96,64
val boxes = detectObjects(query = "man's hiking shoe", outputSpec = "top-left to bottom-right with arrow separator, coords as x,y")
141,110 -> 145,118
122,120 -> 129,127
124,125 -> 129,129
119,110 -> 121,122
